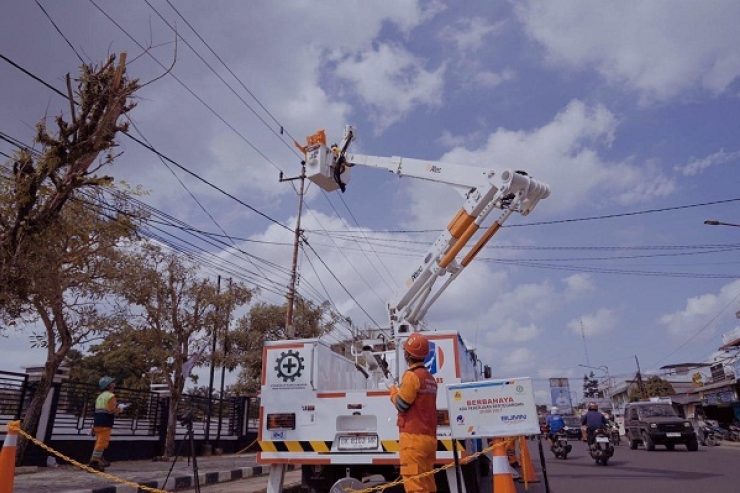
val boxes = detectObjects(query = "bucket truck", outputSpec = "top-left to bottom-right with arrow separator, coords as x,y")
257,127 -> 551,493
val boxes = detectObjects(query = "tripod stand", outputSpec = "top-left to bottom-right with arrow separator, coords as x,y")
163,412 -> 201,493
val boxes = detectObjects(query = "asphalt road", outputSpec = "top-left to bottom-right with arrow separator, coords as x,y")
530,439 -> 740,493
184,439 -> 740,493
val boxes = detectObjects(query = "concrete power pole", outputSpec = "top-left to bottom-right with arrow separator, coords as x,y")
280,164 -> 306,338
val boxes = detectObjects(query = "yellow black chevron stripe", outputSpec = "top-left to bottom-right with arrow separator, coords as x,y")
259,439 -> 465,453
259,440 -> 333,453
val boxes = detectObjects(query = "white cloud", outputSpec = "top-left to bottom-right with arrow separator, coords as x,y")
516,1 -> 740,103
658,279 -> 740,338
568,308 -> 618,337
332,43 -> 446,132
562,274 -> 594,299
675,148 -> 740,176
439,17 -> 502,53
410,100 -> 675,218
502,347 -> 536,372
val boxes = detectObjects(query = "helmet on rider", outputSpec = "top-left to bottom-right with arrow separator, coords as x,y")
550,406 -> 559,415
587,402 -> 598,411
99,376 -> 116,391
403,332 -> 430,361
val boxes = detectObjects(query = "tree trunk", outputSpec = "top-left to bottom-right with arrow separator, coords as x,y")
164,395 -> 178,457
15,357 -> 62,465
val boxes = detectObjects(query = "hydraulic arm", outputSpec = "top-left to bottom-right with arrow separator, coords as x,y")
299,126 -> 551,335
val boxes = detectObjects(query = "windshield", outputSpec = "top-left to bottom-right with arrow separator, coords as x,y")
563,416 -> 581,426
637,405 -> 677,418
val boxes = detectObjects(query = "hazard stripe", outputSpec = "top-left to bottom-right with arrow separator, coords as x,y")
381,440 -> 400,452
259,441 -> 333,452
437,439 -> 465,452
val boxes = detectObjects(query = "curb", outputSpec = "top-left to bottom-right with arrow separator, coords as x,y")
57,464 -> 298,493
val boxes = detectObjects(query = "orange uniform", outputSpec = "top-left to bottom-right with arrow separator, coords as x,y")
390,362 -> 438,493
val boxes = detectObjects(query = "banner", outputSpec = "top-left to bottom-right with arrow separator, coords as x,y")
446,377 -> 540,438
549,377 -> 573,414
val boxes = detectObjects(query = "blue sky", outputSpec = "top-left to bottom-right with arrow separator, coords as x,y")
1,1 -> 739,404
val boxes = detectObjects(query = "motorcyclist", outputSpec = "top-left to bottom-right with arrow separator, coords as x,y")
581,402 -> 607,445
546,406 -> 565,449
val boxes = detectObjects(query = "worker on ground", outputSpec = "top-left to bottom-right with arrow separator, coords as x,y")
88,376 -> 124,471
581,402 -> 607,445
545,406 -> 565,448
387,332 -> 438,493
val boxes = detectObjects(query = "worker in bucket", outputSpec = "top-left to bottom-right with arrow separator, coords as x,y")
387,332 -> 438,493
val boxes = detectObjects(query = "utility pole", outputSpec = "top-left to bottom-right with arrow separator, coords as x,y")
280,164 -> 306,338
204,275 -> 221,455
581,319 -> 591,367
216,278 -> 232,450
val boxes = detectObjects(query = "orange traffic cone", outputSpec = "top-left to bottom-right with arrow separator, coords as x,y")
517,435 -> 540,484
491,437 -> 516,493
0,420 -> 20,493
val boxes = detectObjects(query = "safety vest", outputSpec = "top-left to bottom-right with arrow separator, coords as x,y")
397,363 -> 437,436
94,391 -> 116,428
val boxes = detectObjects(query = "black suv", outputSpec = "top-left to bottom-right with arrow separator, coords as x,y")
624,402 -> 698,451
562,415 -> 582,440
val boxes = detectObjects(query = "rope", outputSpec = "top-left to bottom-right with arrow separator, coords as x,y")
344,438 -> 515,493
16,427 -> 170,493
236,437 -> 259,455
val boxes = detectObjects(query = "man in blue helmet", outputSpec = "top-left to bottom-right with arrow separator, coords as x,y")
87,376 -> 123,471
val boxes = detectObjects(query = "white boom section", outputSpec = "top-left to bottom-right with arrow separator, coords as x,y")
303,126 -> 551,335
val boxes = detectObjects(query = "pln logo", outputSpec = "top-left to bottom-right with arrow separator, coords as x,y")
425,341 -> 445,375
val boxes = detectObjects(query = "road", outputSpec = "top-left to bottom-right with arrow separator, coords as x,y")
186,441 -> 740,493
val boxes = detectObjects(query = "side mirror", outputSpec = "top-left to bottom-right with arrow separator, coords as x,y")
483,365 -> 492,379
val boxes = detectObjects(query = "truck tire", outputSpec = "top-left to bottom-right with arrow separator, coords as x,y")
629,438 -> 638,450
687,437 -> 699,451
642,432 -> 655,451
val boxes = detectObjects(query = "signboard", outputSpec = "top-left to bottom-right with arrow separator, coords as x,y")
549,377 -> 573,414
446,377 -> 540,438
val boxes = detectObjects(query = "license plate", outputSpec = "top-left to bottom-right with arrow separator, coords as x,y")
337,434 -> 379,451
666,432 -> 681,437
596,436 -> 609,443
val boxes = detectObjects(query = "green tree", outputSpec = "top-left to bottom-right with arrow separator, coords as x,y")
628,375 -> 675,402
583,371 -> 600,399
115,244 -> 252,456
229,297 -> 335,394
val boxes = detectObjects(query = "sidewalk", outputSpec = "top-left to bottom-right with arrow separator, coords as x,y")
11,453 -> 300,493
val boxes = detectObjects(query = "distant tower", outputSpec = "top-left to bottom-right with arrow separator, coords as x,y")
581,319 -> 591,367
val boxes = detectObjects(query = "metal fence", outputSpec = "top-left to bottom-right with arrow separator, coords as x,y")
1,370 -> 260,464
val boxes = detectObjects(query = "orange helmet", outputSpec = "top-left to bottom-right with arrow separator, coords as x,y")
403,333 -> 430,360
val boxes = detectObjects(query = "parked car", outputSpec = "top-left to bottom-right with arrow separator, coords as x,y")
562,415 -> 583,440
624,402 -> 698,451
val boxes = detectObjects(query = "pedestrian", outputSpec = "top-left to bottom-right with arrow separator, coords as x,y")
386,332 -> 438,493
87,376 -> 124,471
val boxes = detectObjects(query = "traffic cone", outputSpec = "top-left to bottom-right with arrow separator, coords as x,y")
491,437 -> 516,493
517,435 -> 540,484
0,420 -> 21,493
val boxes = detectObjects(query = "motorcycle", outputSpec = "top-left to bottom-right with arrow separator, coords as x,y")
588,427 -> 614,466
607,422 -> 621,446
728,422 -> 740,442
698,423 -> 719,446
550,429 -> 572,459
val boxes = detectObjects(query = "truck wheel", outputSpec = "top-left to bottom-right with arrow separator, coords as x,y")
687,438 -> 699,451
642,432 -> 655,451
629,438 -> 638,450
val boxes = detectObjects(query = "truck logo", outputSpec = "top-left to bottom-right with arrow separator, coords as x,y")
501,414 -> 527,422
425,342 -> 444,375
274,350 -> 305,382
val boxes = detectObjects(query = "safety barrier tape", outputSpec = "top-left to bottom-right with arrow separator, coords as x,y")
15,427 -> 170,493
257,438 -> 466,453
340,438 -> 515,493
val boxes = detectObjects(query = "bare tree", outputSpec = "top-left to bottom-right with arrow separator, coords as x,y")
0,54 -> 142,463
